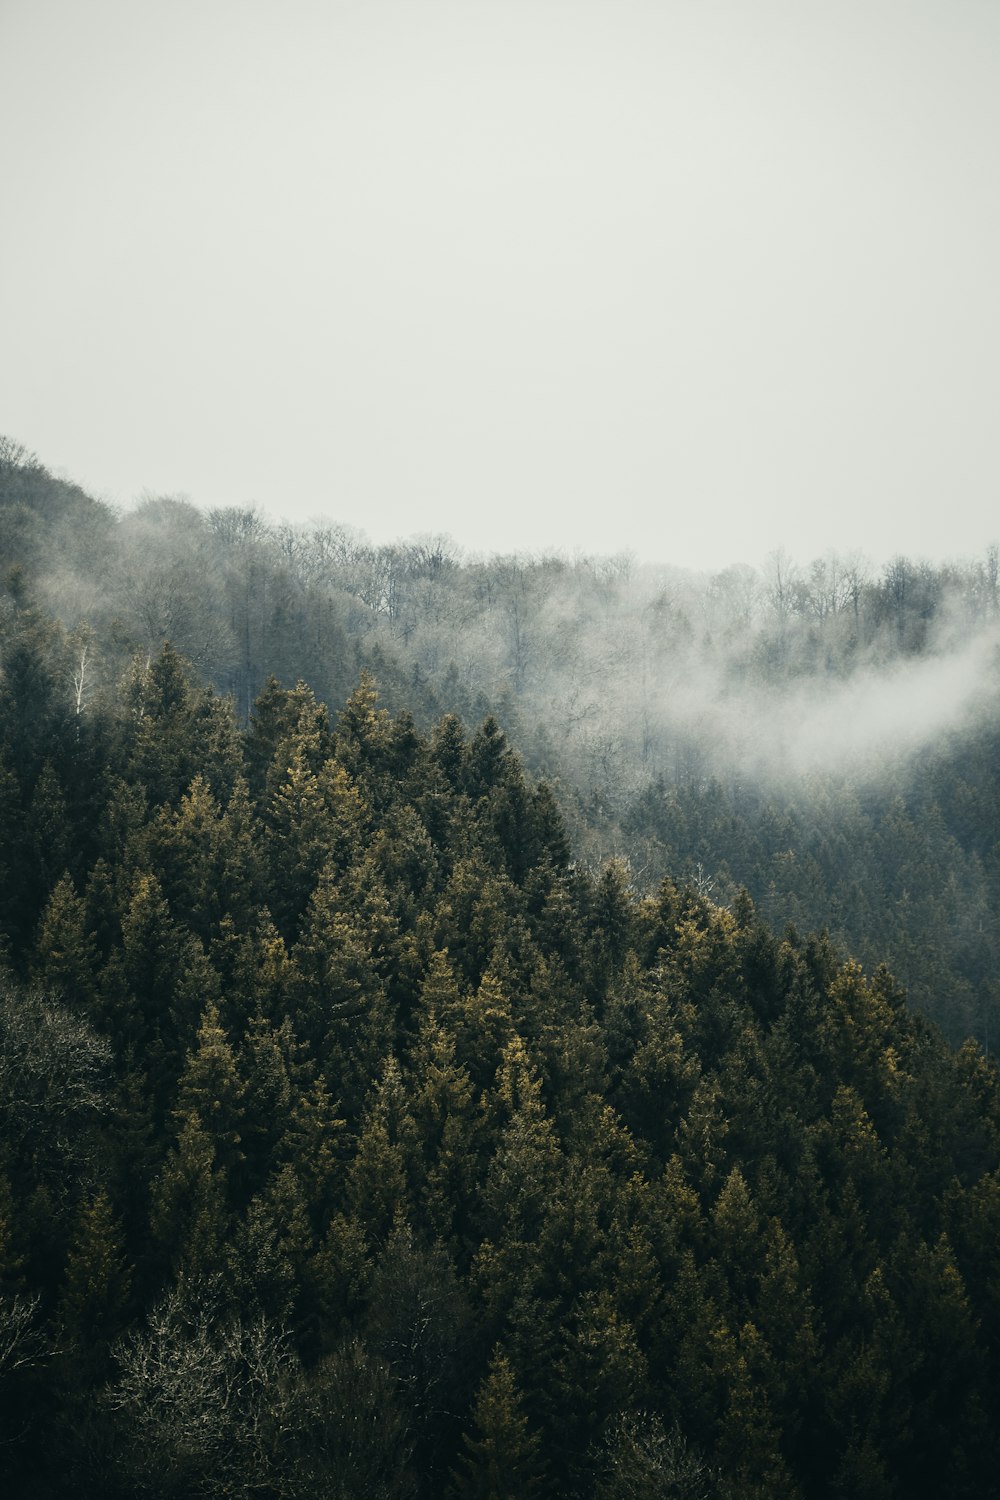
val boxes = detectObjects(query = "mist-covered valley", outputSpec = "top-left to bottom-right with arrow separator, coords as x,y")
4,434 -> 999,1044
4,434 -> 1000,1497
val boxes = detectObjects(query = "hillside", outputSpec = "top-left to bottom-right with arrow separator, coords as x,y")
0,624 -> 997,1495
2,438 -> 999,1044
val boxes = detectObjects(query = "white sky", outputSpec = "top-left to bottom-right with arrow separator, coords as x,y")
1,0 -> 998,570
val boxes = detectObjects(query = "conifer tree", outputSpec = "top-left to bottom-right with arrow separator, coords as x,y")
59,1188 -> 131,1362
83,856 -> 118,962
142,775 -> 227,940
713,1321 -> 798,1499
116,872 -> 189,1061
210,909 -> 293,1030
27,759 -> 73,907
430,712 -> 467,790
246,675 -> 332,798
236,1011 -> 299,1187
265,750 -> 338,937
447,962 -> 515,1095
285,1071 -> 347,1227
150,1112 -> 230,1291
32,871 -> 99,1009
406,991 -> 480,1248
122,641 -> 243,809
346,1058 -> 418,1246
586,859 -> 637,992
291,866 -> 391,1110
550,1291 -> 649,1489
230,1162 -> 313,1325
175,1000 -> 245,1179
448,1346 -> 544,1500
336,671 -> 393,789
473,1036 -> 563,1326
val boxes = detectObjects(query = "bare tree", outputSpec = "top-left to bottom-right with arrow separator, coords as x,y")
0,435 -> 42,473
0,1293 -> 47,1382
595,1411 -> 717,1499
106,1287 -> 295,1499
0,984 -> 111,1166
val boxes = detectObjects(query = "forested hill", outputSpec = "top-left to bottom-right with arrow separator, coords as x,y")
0,621 -> 999,1494
3,436 -> 1000,1044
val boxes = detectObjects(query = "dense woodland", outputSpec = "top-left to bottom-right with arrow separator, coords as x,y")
2,438 -> 1000,1496
3,435 -> 999,1045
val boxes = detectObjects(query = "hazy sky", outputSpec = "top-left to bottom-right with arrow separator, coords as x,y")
2,0 -> 998,570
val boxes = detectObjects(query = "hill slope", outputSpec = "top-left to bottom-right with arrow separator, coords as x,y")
0,640 -> 996,1497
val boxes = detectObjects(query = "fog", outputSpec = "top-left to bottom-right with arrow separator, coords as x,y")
6,430 -> 1000,1042
4,420 -> 998,823
666,625 -> 1000,784
476,549 -> 1000,793
62,494 -> 1000,796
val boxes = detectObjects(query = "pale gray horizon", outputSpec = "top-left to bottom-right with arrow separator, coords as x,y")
2,0 -> 998,571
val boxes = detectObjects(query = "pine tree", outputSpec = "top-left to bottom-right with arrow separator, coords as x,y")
430,712 -> 467,790
448,963 -> 515,1096
246,675 -> 332,799
83,855 -> 118,962
27,759 -> 72,907
551,1291 -> 650,1489
448,1346 -> 544,1500
285,1071 -> 347,1226
713,1321 -> 798,1499
236,1011 -> 300,1187
175,1000 -> 245,1179
406,994 -> 480,1248
210,909 -> 293,1030
336,671 -> 393,789
464,717 -> 511,801
58,1188 -> 131,1361
711,1165 -> 763,1314
150,1110 -> 230,1290
346,1058 -> 418,1246
116,871 -> 188,1062
472,1036 -> 564,1327
32,871 -> 98,1008
291,866 -> 391,1110
264,750 -> 336,938
123,641 -> 242,809
230,1162 -> 314,1325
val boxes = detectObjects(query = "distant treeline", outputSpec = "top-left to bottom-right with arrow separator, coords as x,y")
2,434 -> 1000,1046
3,432 -> 997,724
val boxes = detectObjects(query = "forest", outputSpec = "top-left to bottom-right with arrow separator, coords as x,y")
3,434 -> 999,1047
1,436 -> 1000,1496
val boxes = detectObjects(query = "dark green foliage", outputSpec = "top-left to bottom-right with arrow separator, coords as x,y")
448,1346 -> 545,1499
0,611 -> 998,1498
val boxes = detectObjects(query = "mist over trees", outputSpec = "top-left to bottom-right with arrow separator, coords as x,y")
2,438 -> 999,1046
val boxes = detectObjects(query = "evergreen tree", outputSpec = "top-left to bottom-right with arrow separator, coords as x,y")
174,1000 -> 245,1179
150,1111 -> 230,1291
32,871 -> 99,1009
448,1346 -> 545,1500
58,1189 -> 132,1364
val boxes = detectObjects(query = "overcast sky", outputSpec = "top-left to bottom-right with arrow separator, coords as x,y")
1,0 -> 998,570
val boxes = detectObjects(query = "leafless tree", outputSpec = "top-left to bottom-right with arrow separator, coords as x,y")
106,1287 -> 295,1499
0,435 -> 42,473
0,985 -> 111,1168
